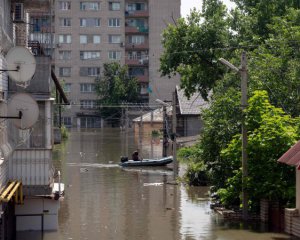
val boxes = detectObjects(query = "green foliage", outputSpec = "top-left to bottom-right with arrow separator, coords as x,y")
160,1 -> 232,99
95,62 -> 139,122
220,91 -> 298,210
61,125 -> 69,140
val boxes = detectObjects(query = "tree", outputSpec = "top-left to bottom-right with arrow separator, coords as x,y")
160,0 -> 233,99
95,62 -> 139,125
219,91 -> 298,210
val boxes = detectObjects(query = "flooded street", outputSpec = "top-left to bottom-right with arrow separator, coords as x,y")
19,129 -> 296,239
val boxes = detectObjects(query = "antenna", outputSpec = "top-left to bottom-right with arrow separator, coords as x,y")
5,46 -> 36,86
7,93 -> 39,129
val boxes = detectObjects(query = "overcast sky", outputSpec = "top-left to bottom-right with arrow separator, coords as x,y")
181,0 -> 236,18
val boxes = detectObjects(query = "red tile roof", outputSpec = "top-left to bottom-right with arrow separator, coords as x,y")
278,140 -> 300,167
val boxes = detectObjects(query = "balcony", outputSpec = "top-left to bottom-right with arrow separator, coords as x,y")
131,74 -> 149,83
125,42 -> 149,50
126,58 -> 148,66
125,10 -> 149,18
8,149 -> 53,195
125,26 -> 149,34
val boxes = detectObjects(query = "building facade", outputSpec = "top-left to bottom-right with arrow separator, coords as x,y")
53,0 -> 181,128
0,0 -> 67,238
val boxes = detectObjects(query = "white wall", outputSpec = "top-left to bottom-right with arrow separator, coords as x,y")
15,197 -> 60,231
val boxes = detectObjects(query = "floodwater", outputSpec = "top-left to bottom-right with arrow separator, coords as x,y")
18,129 -> 298,240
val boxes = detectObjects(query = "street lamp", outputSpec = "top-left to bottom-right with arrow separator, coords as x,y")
219,51 -> 248,220
155,98 -> 178,178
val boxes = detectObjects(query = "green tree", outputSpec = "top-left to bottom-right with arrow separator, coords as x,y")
95,62 -> 139,125
219,91 -> 298,211
160,0 -> 233,99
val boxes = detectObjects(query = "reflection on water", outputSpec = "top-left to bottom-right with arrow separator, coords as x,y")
18,129 -> 295,240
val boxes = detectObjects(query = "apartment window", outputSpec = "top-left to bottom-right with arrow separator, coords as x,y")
108,51 -> 121,60
80,67 -> 100,76
127,3 -> 146,11
80,100 -> 97,109
59,67 -> 71,77
58,50 -> 71,60
80,35 -> 101,44
80,83 -> 96,92
64,83 -> 71,92
62,117 -> 72,127
80,18 -> 101,27
80,51 -> 100,60
59,18 -> 71,27
59,1 -> 71,10
108,35 -> 121,44
108,18 -> 121,27
109,2 -> 120,11
140,83 -> 148,94
129,35 -> 145,44
93,35 -> 101,44
58,34 -> 72,43
31,17 -> 51,32
129,67 -> 144,76
80,2 -> 100,11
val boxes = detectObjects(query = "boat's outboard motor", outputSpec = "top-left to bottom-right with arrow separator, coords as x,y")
120,156 -> 128,163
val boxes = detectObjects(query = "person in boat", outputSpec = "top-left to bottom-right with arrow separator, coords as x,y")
132,150 -> 140,161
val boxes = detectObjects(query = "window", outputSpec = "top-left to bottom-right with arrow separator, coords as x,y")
108,35 -> 121,44
59,67 -> 71,77
80,100 -> 97,109
62,117 -> 72,127
109,2 -> 120,11
80,2 -> 100,11
80,35 -> 87,44
64,83 -> 71,92
140,83 -> 148,94
80,18 -> 100,27
108,51 -> 121,60
58,34 -> 72,43
59,18 -> 71,27
129,67 -> 145,76
58,50 -> 71,60
80,83 -> 96,92
108,18 -> 121,27
127,3 -> 146,11
93,35 -> 101,44
80,67 -> 100,76
80,51 -> 100,60
59,1 -> 71,10
80,35 -> 101,44
129,35 -> 145,44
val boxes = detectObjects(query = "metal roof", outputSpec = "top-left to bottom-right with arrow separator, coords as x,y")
176,86 -> 209,115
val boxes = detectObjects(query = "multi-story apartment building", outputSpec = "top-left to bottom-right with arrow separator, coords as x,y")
54,0 -> 181,128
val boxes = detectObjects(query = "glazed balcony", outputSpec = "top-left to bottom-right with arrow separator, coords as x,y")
125,10 -> 149,18
126,58 -> 148,66
131,74 -> 149,83
125,42 -> 149,50
125,26 -> 149,34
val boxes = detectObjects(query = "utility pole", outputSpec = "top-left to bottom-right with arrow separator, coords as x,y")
162,105 -> 167,157
172,91 -> 177,178
219,51 -> 248,220
240,51 -> 248,220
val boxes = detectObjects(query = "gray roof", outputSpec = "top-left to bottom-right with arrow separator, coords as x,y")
132,106 -> 172,123
176,86 -> 209,115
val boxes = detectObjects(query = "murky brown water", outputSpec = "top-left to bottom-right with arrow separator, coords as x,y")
18,129 -> 297,240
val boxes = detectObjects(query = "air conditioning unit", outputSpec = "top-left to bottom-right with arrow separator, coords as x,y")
14,3 -> 24,22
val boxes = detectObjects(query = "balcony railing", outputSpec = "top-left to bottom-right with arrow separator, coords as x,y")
125,26 -> 149,34
125,10 -> 149,18
130,74 -> 149,83
125,42 -> 149,50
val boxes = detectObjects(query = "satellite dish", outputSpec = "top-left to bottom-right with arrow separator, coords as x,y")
8,93 -> 39,129
6,46 -> 36,84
